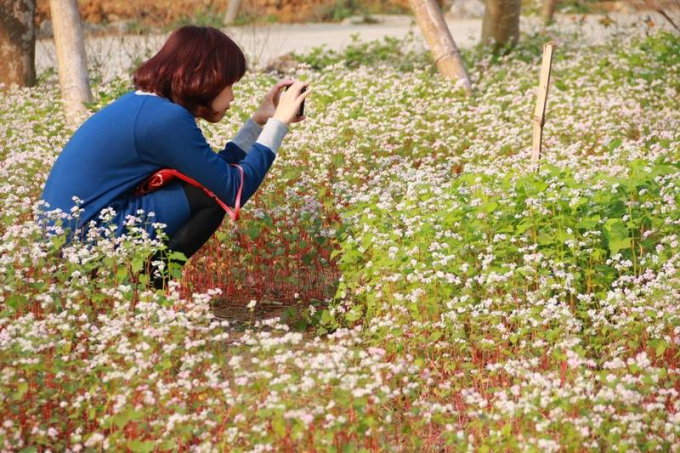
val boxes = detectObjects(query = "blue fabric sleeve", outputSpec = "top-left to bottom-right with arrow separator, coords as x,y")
135,105 -> 276,208
217,142 -> 248,164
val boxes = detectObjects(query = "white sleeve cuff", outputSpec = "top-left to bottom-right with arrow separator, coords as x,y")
255,118 -> 289,155
231,118 -> 263,153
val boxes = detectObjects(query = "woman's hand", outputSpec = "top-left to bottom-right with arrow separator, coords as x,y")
251,79 -> 298,126
272,80 -> 312,127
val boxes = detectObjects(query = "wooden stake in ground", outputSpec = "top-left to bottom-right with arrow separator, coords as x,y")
531,42 -> 555,168
407,0 -> 472,95
49,0 -> 92,126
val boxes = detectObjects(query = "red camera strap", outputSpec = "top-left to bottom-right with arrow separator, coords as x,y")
135,164 -> 245,221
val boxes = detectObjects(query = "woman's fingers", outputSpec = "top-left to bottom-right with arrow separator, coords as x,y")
269,79 -> 294,103
274,79 -> 293,93
280,82 -> 310,107
289,89 -> 311,123
272,80 -> 311,125
287,80 -> 310,97
299,86 -> 312,98
295,87 -> 312,106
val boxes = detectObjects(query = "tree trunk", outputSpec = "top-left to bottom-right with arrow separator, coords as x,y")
408,0 -> 472,95
224,0 -> 242,25
0,0 -> 37,88
481,0 -> 521,51
542,0 -> 557,26
49,0 -> 92,125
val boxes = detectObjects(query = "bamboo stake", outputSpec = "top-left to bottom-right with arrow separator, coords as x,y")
531,41 -> 555,169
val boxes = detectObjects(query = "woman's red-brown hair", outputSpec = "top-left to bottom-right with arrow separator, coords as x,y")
133,26 -> 247,122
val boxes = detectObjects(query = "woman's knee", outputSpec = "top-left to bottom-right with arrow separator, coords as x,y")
204,204 -> 226,226
180,181 -> 220,212
166,204 -> 225,257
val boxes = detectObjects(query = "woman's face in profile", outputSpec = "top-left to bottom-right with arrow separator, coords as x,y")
210,84 -> 235,122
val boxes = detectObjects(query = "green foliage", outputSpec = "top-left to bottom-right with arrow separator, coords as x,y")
292,31 -> 433,71
168,5 -> 225,31
332,157 -> 680,359
331,0 -> 360,22
556,0 -> 598,14
621,30 -> 680,85
2,26 -> 679,452
311,0 -> 366,22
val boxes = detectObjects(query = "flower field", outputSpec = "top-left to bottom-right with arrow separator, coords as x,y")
1,20 -> 680,451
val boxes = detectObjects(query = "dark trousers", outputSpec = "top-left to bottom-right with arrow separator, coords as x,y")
147,181 -> 225,289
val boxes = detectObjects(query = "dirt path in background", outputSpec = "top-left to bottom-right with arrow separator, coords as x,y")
34,13 -> 670,79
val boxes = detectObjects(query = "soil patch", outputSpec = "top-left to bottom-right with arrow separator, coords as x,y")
35,0 -> 413,28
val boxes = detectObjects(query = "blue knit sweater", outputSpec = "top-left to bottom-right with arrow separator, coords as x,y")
40,91 -> 286,241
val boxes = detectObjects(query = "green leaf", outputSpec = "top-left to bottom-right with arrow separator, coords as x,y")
282,167 -> 303,181
537,233 -> 554,245
555,230 -> 575,242
483,201 -> 498,213
429,331 -> 443,342
13,382 -> 28,401
115,267 -> 128,281
345,306 -> 363,322
50,234 -> 66,252
321,309 -> 334,325
272,415 -> 287,437
302,252 -> 315,266
604,218 -> 630,254
656,341 -> 667,357
168,251 -> 187,262
160,439 -> 177,450
607,138 -> 623,151
604,218 -> 628,241
577,215 -> 600,230
112,409 -> 144,429
608,237 -> 631,255
246,224 -> 261,240
127,440 -> 155,453
6,294 -> 27,312
515,219 -> 534,234
131,258 -> 144,273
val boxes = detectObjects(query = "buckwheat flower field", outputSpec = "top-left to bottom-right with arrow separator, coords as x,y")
1,19 -> 679,452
